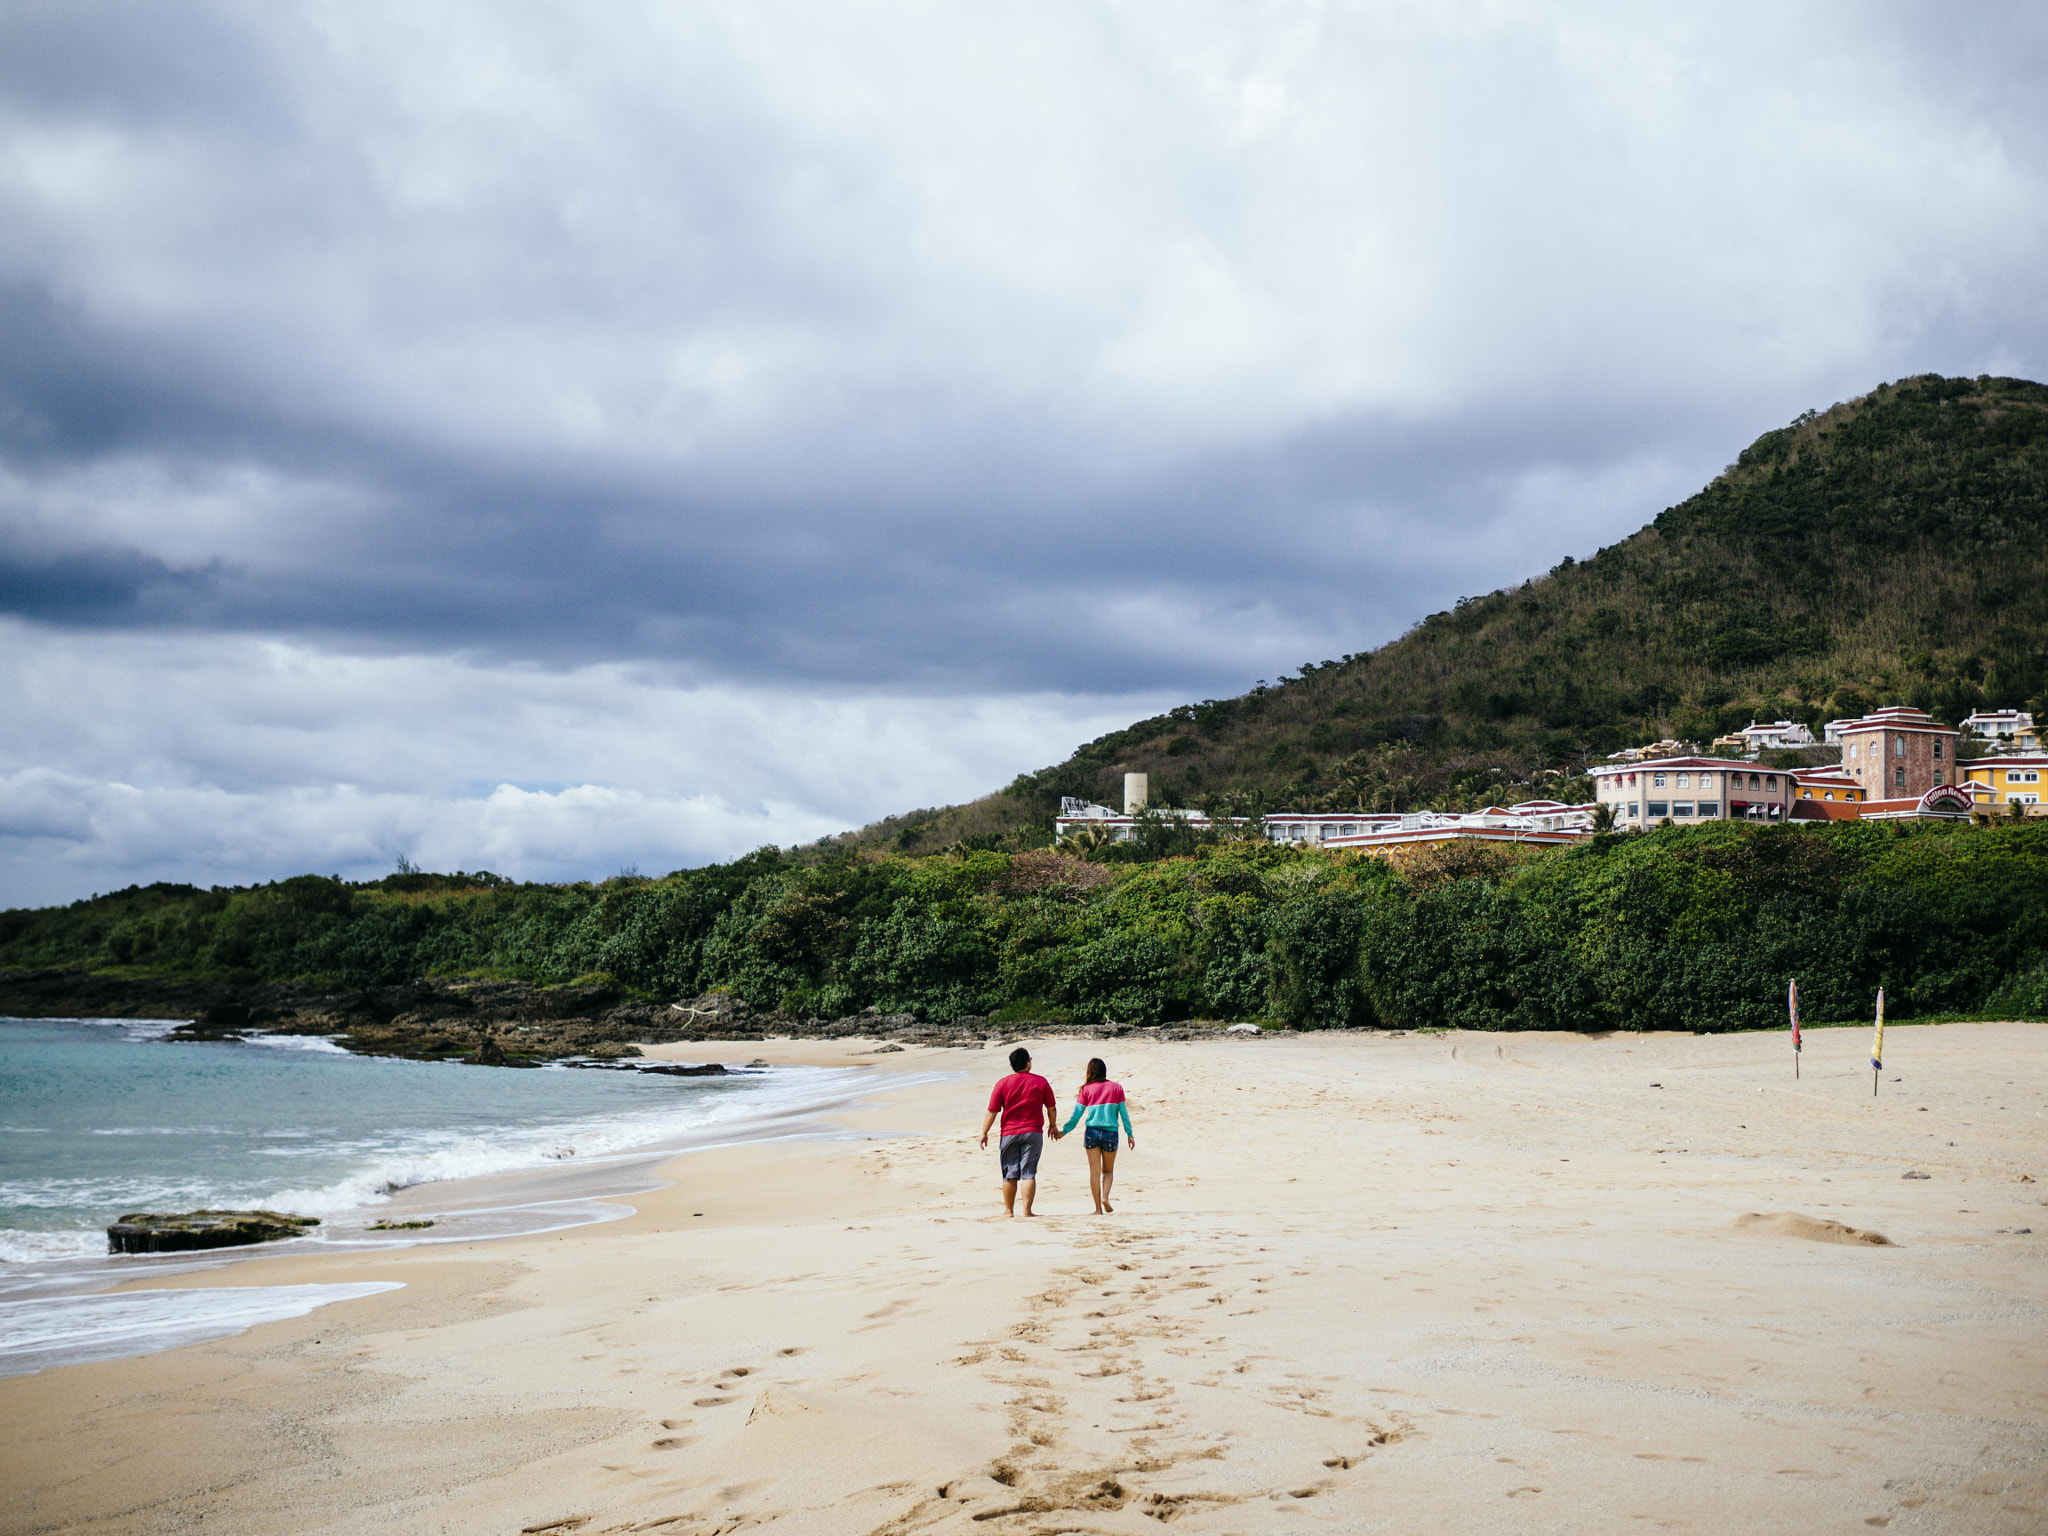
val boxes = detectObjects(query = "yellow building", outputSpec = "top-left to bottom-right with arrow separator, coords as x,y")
1962,756 -> 2046,809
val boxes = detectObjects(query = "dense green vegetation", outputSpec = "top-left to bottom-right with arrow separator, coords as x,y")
7,819 -> 2045,1030
853,374 -> 2048,854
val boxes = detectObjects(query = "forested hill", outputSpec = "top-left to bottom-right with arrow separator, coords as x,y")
854,373 -> 2048,854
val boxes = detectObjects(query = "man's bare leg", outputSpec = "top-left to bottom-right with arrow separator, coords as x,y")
1019,1177 -> 1038,1217
1099,1149 -> 1117,1212
1001,1178 -> 1018,1216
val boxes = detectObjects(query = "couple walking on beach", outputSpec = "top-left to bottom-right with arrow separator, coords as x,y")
977,1047 -> 1135,1217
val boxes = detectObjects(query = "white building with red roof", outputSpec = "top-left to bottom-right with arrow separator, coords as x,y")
1053,801 -> 1593,849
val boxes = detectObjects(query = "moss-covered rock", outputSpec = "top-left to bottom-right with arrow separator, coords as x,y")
107,1209 -> 320,1254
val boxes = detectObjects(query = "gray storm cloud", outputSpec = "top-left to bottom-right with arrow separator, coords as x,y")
2,1 -> 2046,898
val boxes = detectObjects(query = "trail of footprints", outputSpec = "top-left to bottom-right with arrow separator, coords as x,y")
875,1223 -> 1405,1532
525,1230 -> 1404,1534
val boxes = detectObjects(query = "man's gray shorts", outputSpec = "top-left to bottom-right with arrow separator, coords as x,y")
999,1133 -> 1043,1183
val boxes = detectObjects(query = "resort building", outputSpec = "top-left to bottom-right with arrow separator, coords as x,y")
1053,801 -> 1594,848
1830,706 -> 1959,801
1960,756 -> 2048,811
1731,719 -> 1817,755
1605,739 -> 1691,764
1960,710 -> 2039,751
1792,766 -> 1867,807
1054,804 -> 1398,846
1589,756 -> 1795,825
1322,809 -> 1588,855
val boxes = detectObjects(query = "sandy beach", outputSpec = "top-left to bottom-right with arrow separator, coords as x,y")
1,1022 -> 2043,1536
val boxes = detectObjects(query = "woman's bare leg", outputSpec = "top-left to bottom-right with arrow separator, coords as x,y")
1099,1148 -> 1117,1212
1086,1147 -> 1105,1213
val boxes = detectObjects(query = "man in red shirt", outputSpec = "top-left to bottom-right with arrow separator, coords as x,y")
978,1046 -> 1062,1216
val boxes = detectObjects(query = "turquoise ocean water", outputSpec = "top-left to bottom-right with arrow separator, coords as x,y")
0,1016 -> 907,1374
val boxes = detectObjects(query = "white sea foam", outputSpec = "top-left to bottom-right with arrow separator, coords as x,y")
0,1229 -> 105,1264
0,1282 -> 404,1377
259,1065 -> 900,1218
244,1033 -> 351,1055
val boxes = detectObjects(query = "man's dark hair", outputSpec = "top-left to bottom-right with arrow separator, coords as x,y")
1008,1047 -> 1031,1072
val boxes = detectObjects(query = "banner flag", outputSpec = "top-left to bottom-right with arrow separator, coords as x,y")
1790,978 -> 1801,1078
1871,987 -> 1885,1095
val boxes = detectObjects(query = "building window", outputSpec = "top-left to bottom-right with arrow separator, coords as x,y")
1894,737 -> 1904,756
1676,773 -> 1689,788
1748,774 -> 1760,788
1848,743 -> 1858,759
1895,766 -> 1906,788
1933,771 -> 1943,785
1674,801 -> 1694,817
1647,801 -> 1669,817
1653,773 -> 1666,787
1698,802 -> 1720,817
1765,775 -> 1778,789
1933,741 -> 1943,759
1628,802 -> 1639,818
1823,791 -> 1835,801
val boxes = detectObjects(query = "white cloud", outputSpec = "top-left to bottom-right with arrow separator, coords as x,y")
0,622 -> 1167,903
1,2 -> 2045,901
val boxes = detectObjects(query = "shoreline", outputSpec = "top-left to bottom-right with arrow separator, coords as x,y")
2,1024 -> 2044,1535
0,1028 -> 966,1369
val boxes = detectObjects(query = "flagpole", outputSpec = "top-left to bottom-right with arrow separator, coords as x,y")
1790,978 -> 1800,1080
1871,987 -> 1885,1097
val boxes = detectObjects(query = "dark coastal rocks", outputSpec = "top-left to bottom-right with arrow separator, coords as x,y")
638,1062 -> 728,1077
0,968 -> 1219,1066
108,1209 -> 320,1254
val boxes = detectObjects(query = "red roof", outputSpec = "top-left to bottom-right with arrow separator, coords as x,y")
1590,757 -> 1760,773
1791,788 -> 1975,821
1789,800 -> 1866,821
1324,826 -> 1584,850
1833,707 -> 1958,736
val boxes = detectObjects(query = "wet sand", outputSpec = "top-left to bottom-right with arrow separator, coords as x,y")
1,1023 -> 2043,1535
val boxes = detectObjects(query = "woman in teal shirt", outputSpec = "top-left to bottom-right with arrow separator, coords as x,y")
1061,1057 -> 1135,1214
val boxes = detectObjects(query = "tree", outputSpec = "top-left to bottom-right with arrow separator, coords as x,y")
1058,824 -> 1116,861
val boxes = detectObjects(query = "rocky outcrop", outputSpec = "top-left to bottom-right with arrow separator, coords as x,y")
0,967 -> 1217,1068
107,1209 -> 321,1254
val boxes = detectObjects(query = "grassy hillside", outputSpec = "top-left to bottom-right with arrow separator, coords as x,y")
847,374 -> 2048,854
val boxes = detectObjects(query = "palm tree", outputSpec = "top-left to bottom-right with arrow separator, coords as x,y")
1337,771 -> 1375,812
1059,824 -> 1116,860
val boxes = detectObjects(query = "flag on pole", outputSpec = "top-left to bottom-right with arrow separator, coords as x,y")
1790,978 -> 1801,1078
1871,987 -> 1885,1095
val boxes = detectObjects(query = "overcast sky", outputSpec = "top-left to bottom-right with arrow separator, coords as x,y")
4,1 -> 2046,903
